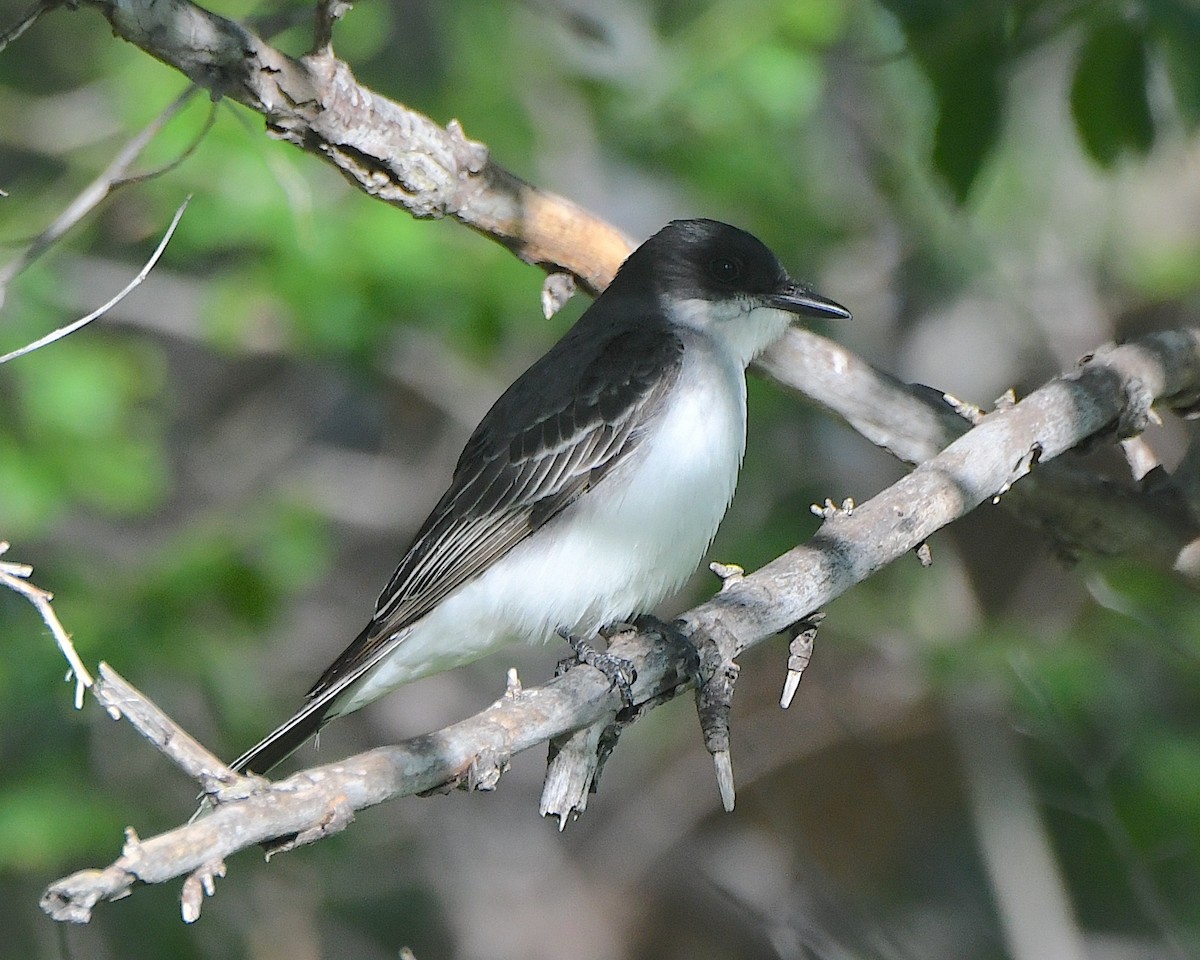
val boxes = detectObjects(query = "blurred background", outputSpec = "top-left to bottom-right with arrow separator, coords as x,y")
2,0 -> 1200,957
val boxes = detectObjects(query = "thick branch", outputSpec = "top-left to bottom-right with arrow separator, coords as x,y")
759,330 -> 1200,584
81,0 -> 632,294
697,330 -> 1200,655
41,328 -> 1200,923
57,0 -> 1200,582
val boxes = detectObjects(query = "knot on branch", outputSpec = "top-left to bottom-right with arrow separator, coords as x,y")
180,858 -> 226,923
692,620 -> 741,812
466,747 -> 510,791
1116,376 -> 1157,439
541,271 -> 577,319
943,391 -> 985,425
446,118 -> 488,175
40,866 -> 133,925
541,716 -> 614,829
285,793 -> 355,850
993,441 -> 1043,503
780,612 -> 824,709
811,497 -> 855,521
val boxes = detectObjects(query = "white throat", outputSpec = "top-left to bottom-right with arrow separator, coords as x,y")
664,296 -> 794,368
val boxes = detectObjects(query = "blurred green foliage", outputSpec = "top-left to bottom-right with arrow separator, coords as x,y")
1,0 -> 1200,958
1070,14 -> 1155,166
881,0 -> 1200,196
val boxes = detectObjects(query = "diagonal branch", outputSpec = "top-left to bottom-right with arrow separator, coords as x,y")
39,327 -> 1200,924
692,330 -> 1200,658
0,0 -> 63,54
37,0 -> 1200,586
0,542 -> 94,708
77,0 -> 634,295
758,330 -> 1200,584
0,86 -> 204,307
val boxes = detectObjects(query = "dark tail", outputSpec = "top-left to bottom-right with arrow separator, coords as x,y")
230,623 -> 378,776
230,697 -> 333,775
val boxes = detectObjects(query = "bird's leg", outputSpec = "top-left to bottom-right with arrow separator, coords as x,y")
556,626 -> 637,706
543,615 -> 698,826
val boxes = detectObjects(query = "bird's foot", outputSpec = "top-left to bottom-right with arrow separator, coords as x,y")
557,627 -> 637,706
625,613 -> 699,679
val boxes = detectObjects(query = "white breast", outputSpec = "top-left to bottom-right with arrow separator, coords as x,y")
336,332 -> 748,716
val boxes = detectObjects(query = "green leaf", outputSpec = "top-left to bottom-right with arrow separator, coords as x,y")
929,37 -> 1005,203
876,0 -> 1009,202
1152,3 -> 1200,131
1070,17 -> 1155,167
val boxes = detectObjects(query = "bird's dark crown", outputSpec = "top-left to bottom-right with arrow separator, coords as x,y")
611,218 -> 791,302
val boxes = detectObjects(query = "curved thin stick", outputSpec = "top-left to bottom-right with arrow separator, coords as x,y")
0,196 -> 190,365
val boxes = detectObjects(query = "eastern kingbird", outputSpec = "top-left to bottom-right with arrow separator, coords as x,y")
232,218 -> 849,775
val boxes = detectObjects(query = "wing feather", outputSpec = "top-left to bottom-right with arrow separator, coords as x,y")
232,322 -> 685,775
309,325 -> 685,699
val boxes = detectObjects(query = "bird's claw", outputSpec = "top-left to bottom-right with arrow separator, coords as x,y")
558,628 -> 637,706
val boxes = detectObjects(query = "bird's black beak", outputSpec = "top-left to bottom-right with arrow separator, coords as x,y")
768,282 -> 852,321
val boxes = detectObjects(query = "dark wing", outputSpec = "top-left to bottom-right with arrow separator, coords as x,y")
318,323 -> 686,692
231,324 -> 683,775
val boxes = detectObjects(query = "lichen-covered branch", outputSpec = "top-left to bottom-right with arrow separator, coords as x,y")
80,0 -> 633,294
43,0 -> 1200,584
40,327 -> 1200,924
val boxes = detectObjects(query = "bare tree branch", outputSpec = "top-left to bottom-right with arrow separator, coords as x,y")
75,0 -> 634,295
38,327 -> 1200,924
0,197 -> 191,364
98,664 -> 242,794
686,330 -> 1200,665
0,87 -> 205,307
759,330 -> 1200,584
0,0 -> 62,54
0,0 -> 1176,585
0,542 -> 94,708
40,633 -> 695,924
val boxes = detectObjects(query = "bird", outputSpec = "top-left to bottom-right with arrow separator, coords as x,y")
231,218 -> 849,776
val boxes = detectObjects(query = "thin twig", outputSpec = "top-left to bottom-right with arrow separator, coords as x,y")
113,98 -> 216,189
37,327 -> 1200,924
312,0 -> 352,55
0,196 -> 191,364
0,85 -> 200,302
0,544 -> 244,801
94,663 -> 242,794
0,542 -> 93,708
0,0 -> 62,54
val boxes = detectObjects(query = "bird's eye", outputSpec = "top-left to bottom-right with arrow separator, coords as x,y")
708,256 -> 742,284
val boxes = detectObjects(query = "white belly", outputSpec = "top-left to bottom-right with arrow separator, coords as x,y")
336,335 -> 747,716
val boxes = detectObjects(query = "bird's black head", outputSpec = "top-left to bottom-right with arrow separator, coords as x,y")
611,218 -> 850,322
